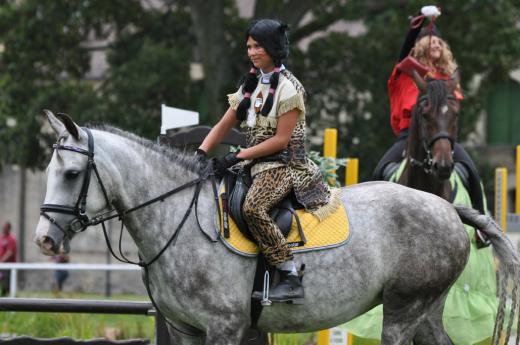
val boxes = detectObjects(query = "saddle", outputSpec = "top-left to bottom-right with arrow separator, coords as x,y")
221,166 -> 307,247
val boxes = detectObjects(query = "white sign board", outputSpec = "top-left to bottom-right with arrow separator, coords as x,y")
329,327 -> 348,344
161,104 -> 199,134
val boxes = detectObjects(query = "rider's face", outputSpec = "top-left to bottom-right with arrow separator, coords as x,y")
428,36 -> 443,61
247,36 -> 275,72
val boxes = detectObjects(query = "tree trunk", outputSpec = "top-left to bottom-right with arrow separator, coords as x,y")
188,0 -> 230,121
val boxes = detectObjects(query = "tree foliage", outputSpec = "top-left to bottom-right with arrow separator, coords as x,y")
0,0 -> 519,180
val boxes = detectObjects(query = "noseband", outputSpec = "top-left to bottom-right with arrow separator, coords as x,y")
40,129 -> 217,253
409,94 -> 456,174
40,128 -> 111,238
39,128 -> 216,338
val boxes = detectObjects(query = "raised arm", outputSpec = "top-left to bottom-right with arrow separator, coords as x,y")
397,5 -> 441,62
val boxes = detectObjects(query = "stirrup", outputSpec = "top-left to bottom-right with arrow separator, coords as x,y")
260,270 -> 272,306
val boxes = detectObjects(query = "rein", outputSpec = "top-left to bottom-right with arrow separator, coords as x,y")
41,128 -> 219,267
40,128 -> 219,337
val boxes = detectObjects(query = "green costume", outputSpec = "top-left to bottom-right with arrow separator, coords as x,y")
341,164 -> 498,345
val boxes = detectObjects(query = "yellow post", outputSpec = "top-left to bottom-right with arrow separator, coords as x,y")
323,128 -> 338,185
515,145 -> 520,214
345,158 -> 359,186
495,167 -> 508,231
316,329 -> 330,345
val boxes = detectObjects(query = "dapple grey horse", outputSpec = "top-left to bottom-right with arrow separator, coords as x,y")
35,111 -> 520,345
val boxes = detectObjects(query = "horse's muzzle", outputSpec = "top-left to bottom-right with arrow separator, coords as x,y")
432,161 -> 454,180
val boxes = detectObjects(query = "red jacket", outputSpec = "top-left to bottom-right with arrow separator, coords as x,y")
388,66 -> 463,136
0,234 -> 17,262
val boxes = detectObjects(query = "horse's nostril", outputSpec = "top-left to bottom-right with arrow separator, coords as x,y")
42,236 -> 55,251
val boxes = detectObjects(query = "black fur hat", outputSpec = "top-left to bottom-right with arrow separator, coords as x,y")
417,23 -> 442,41
246,19 -> 289,64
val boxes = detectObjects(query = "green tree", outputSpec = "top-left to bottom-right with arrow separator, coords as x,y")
1,0 -> 519,179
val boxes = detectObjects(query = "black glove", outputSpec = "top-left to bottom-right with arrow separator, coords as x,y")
212,152 -> 243,176
194,148 -> 207,163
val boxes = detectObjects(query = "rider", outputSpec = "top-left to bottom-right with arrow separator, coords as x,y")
197,19 -> 339,303
372,5 -> 485,216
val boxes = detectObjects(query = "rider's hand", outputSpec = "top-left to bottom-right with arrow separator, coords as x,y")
212,152 -> 243,175
421,5 -> 441,18
194,148 -> 207,163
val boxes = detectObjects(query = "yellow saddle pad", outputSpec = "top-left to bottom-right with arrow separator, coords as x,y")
217,188 -> 350,257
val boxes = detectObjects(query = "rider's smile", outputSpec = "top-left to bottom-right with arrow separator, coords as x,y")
247,36 -> 275,72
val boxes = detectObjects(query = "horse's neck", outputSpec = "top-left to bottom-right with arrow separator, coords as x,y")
95,132 -> 211,259
403,131 -> 452,200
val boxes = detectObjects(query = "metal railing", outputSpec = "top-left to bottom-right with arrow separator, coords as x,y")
0,297 -> 171,345
0,263 -> 140,298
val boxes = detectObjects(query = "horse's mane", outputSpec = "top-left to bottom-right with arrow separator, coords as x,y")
90,125 -> 204,173
426,79 -> 449,113
411,79 -> 451,125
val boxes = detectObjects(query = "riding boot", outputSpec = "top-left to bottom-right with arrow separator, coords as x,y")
252,269 -> 304,304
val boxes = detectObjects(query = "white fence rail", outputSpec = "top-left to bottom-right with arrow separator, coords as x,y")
0,263 -> 140,297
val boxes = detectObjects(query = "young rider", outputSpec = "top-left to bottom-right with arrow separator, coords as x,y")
197,19 -> 339,303
372,6 -> 485,216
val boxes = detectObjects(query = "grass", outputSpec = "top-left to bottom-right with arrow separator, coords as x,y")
0,292 -> 154,341
0,292 -> 318,344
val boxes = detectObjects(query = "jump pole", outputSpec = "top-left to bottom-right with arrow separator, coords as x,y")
345,158 -> 359,186
515,145 -> 520,215
323,128 -> 338,186
318,127 -> 354,344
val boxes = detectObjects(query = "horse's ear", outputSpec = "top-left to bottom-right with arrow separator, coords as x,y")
56,112 -> 80,140
411,69 -> 428,94
44,109 -> 66,136
43,109 -> 81,140
447,69 -> 461,93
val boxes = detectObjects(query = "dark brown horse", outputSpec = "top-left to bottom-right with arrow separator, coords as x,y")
398,71 -> 460,199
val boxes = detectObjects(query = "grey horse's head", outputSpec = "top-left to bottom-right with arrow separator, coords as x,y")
35,110 -> 110,255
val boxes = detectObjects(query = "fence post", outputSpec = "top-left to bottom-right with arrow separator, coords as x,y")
9,268 -> 17,298
495,167 -> 508,231
515,145 -> 520,214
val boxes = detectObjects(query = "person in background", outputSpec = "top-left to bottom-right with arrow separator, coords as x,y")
52,254 -> 70,294
0,222 -> 17,296
372,5 -> 485,216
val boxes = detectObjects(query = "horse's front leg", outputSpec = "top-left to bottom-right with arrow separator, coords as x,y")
204,315 -> 250,345
165,322 -> 205,345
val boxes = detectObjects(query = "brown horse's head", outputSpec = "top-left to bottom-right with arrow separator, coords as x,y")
409,70 -> 461,180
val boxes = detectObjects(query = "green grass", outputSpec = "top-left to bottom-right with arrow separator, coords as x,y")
0,292 -> 154,341
1,292 -> 318,344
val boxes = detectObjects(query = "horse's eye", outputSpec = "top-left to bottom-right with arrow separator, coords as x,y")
64,170 -> 81,179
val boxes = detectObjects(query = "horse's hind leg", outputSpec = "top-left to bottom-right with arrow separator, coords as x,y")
413,294 -> 454,345
381,289 -> 444,345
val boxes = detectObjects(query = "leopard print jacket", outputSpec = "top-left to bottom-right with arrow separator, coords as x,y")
229,69 -> 331,212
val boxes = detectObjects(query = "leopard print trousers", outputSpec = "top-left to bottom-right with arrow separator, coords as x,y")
243,166 -> 294,266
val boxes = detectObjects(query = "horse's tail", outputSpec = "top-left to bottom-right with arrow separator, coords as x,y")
455,204 -> 520,345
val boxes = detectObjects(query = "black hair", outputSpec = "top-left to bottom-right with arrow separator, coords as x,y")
236,19 -> 289,121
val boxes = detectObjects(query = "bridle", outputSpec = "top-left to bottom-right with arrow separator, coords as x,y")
39,127 -> 219,337
39,128 -> 219,263
40,128 -> 110,237
408,94 -> 456,175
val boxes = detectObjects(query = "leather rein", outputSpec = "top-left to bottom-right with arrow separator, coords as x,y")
40,128 -> 222,337
40,128 -> 219,268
